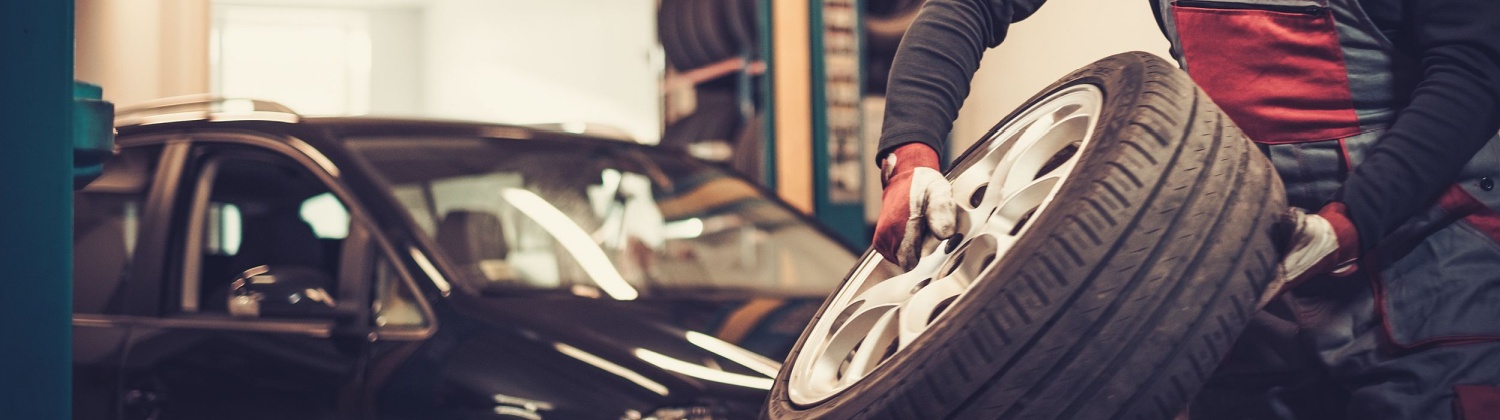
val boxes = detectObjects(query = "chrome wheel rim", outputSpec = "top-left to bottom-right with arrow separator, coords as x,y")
787,85 -> 1105,405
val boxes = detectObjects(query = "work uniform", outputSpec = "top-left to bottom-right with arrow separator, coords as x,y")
875,0 -> 1500,418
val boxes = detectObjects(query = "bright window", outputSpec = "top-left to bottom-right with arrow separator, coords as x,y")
212,5 -> 371,116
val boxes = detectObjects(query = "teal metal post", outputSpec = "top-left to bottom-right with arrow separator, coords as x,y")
0,1 -> 75,418
809,0 -> 867,249
759,0 -> 778,189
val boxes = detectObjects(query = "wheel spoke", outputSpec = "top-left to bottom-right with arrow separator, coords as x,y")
809,306 -> 895,392
847,267 -> 934,309
976,124 -> 1045,208
958,197 -> 990,238
840,310 -> 900,386
1019,110 -> 1059,155
897,275 -> 967,347
986,176 -> 1060,237
997,115 -> 1092,199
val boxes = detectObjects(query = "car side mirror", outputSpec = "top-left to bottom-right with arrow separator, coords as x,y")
227,265 -> 339,319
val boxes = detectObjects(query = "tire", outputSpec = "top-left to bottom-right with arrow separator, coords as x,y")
662,89 -> 742,154
657,0 -> 693,71
691,0 -> 737,65
659,0 -> 741,71
724,0 -> 759,58
764,52 -> 1285,419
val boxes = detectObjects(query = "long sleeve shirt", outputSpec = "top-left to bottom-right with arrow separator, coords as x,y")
876,0 -> 1500,252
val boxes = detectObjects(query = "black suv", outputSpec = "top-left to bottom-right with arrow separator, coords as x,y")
72,98 -> 858,419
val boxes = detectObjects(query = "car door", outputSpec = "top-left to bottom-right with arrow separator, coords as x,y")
73,144 -> 170,420
349,238 -> 438,419
116,135 -> 371,420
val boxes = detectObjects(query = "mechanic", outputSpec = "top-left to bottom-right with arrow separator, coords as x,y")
869,0 -> 1500,418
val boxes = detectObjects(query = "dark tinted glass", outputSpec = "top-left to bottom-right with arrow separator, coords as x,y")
347,136 -> 855,299
185,147 -> 348,316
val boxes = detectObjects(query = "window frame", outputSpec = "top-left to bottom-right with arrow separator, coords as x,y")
108,131 -> 435,339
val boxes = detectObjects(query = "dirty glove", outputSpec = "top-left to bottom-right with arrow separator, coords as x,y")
1259,202 -> 1360,307
874,143 -> 957,270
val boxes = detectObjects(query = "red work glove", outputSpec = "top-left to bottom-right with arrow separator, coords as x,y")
873,143 -> 957,270
1259,202 -> 1360,307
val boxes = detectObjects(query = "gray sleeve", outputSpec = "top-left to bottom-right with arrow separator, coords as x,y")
875,0 -> 1050,163
1338,0 -> 1500,252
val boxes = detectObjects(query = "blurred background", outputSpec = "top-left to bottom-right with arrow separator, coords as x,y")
0,1 -> 1183,418
74,0 -> 1169,248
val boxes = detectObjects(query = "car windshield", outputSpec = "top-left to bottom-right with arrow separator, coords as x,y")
346,135 -> 855,299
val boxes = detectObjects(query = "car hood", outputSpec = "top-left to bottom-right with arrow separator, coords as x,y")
388,293 -> 814,419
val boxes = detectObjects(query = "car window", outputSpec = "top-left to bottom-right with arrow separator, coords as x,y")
300,192 -> 350,239
180,146 -> 349,318
200,193 -> 349,258
74,147 -> 159,314
390,184 -> 436,235
425,172 -> 565,288
372,253 -> 426,328
203,202 -> 242,256
346,136 -> 856,299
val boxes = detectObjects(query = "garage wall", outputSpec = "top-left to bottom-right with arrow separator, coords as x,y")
76,0 -> 212,107
421,0 -> 662,142
948,0 -> 1172,156
75,0 -> 1162,157
211,3 -> 423,116
367,8 -> 424,116
79,0 -> 656,134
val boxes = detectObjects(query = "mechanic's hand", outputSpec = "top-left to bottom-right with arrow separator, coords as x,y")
1258,202 -> 1360,307
874,143 -> 957,270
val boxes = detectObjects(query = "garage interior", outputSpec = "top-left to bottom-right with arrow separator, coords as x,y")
0,0 -> 1178,417
11,0 -> 1496,418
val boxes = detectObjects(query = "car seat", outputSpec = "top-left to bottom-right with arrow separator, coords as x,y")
200,209 -> 328,312
435,210 -> 515,283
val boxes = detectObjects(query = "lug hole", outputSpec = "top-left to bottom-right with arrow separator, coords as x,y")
943,253 -> 966,277
910,278 -> 932,294
945,233 -> 965,253
970,184 -> 988,208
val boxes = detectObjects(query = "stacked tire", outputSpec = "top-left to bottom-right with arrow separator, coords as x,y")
658,0 -> 759,72
658,0 -> 765,183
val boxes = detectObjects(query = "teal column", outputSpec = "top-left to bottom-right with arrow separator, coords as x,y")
0,1 -> 74,419
809,0 -> 867,249
759,0 -> 778,189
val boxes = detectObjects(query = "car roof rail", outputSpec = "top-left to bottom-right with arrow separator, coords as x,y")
522,122 -> 639,142
114,95 -> 301,128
